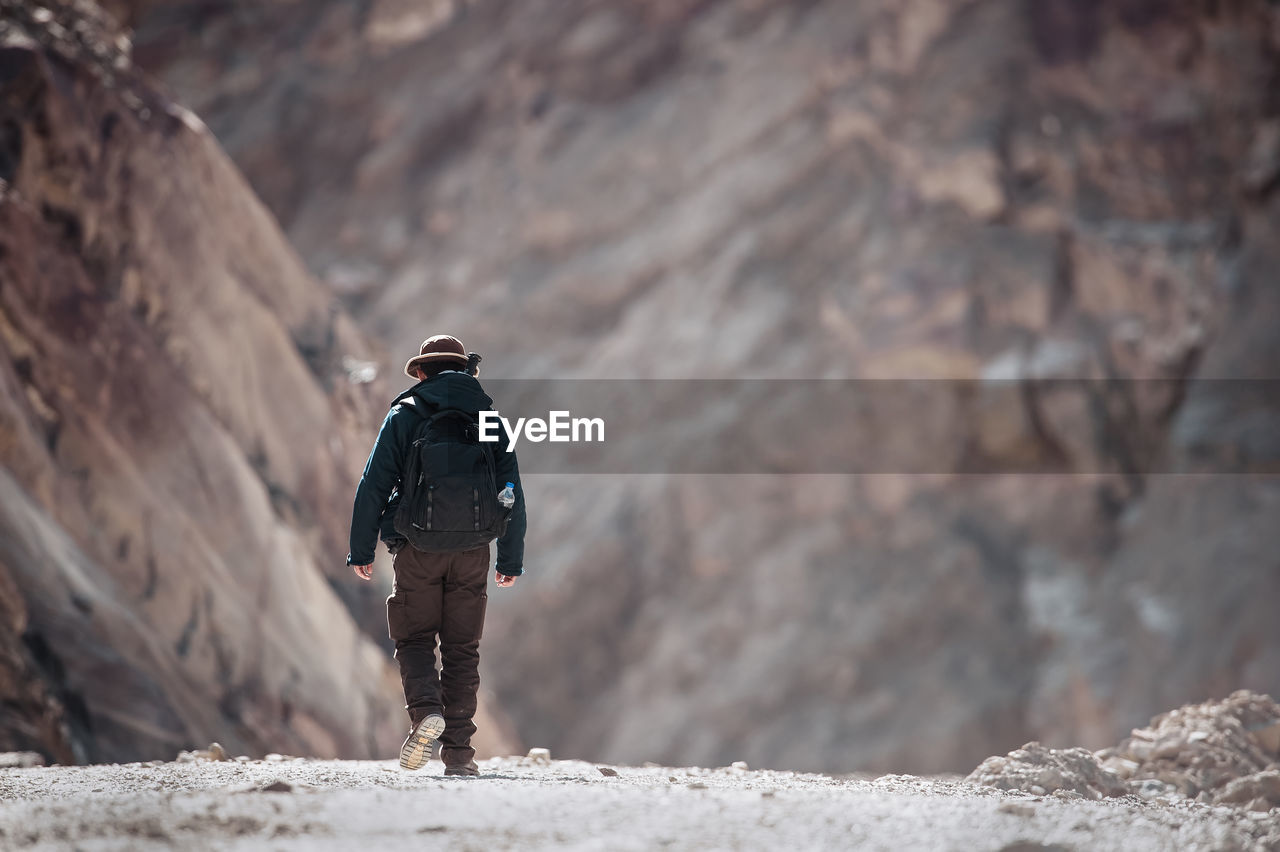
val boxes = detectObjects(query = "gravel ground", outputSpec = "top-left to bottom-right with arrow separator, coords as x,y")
1,756 -> 1277,851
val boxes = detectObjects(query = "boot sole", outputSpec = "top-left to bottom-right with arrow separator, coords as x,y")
399,714 -> 446,771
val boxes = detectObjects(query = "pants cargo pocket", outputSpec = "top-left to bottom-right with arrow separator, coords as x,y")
387,595 -> 410,642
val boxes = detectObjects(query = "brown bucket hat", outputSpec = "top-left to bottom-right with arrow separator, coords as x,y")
404,334 -> 469,378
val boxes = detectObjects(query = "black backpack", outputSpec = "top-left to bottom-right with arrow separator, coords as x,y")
393,405 -> 510,553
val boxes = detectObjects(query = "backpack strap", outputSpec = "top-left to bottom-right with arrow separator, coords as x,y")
396,402 -> 478,446
394,392 -> 479,444
391,396 -> 435,452
392,390 -> 477,425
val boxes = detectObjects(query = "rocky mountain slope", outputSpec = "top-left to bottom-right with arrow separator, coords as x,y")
125,0 -> 1280,773
0,0 -> 516,763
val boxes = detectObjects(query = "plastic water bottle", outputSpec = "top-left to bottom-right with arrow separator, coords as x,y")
498,482 -> 515,509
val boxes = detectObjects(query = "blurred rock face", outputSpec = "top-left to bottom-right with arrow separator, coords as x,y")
121,0 -> 1280,773
0,0 -> 467,762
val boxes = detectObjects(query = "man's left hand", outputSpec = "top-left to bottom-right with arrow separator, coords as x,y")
352,563 -> 373,581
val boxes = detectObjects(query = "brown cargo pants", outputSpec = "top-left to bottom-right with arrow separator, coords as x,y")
387,543 -> 489,768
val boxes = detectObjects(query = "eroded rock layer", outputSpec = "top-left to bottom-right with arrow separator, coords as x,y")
0,0 -> 412,762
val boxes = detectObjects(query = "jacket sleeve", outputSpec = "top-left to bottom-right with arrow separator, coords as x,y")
347,406 -> 409,566
493,426 -> 527,577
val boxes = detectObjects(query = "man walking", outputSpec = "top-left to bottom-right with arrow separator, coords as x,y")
347,334 -> 526,777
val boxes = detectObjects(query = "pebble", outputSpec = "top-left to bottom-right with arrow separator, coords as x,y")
258,780 -> 293,793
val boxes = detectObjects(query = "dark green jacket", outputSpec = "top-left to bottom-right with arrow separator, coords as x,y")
345,372 -> 526,575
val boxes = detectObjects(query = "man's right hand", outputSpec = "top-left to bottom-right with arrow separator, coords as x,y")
352,563 -> 373,581
495,572 -> 517,588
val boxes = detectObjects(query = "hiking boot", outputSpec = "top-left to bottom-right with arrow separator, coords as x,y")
443,760 -> 480,777
399,714 -> 446,771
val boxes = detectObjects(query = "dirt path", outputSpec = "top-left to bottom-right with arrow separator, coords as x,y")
1,757 -> 1276,850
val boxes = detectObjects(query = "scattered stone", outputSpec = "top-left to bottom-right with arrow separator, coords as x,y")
1099,756 -> 1139,780
730,761 -> 749,771
258,780 -> 293,793
966,743 -> 1128,800
687,781 -> 707,790
176,743 -> 233,763
0,752 -> 44,769
971,692 -> 1280,814
264,753 -> 287,763
1097,691 -> 1280,802
1133,779 -> 1177,801
526,748 -> 551,765
1212,771 -> 1280,810
597,766 -> 618,777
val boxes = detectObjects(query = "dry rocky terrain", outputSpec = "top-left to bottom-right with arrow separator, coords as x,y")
1,0 -> 1279,800
971,692 -> 1280,812
127,0 -> 1280,773
2,691 -> 1277,849
0,757 -> 1276,851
